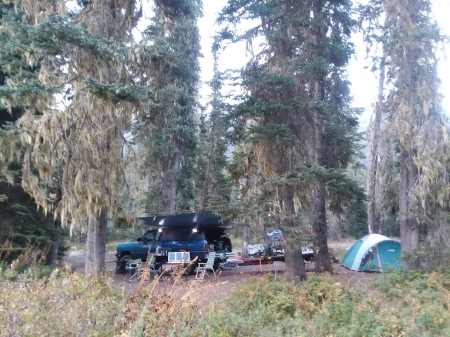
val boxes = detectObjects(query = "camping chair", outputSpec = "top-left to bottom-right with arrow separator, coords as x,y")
195,251 -> 217,279
125,258 -> 143,281
137,255 -> 162,282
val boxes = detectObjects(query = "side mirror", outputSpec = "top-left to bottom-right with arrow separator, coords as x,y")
137,238 -> 142,242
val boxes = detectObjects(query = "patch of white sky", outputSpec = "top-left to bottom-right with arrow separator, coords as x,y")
198,0 -> 450,131
198,0 -> 247,104
66,0 -> 449,127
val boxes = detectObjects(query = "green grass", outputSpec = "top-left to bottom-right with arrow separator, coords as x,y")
69,241 -> 118,253
375,269 -> 450,336
230,235 -> 243,255
66,241 -> 86,251
106,240 -> 122,253
332,247 -> 348,262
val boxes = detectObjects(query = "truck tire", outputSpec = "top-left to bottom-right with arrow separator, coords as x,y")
115,254 -> 131,274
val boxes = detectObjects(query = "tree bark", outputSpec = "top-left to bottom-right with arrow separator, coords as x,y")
367,56 -> 386,234
309,0 -> 332,272
93,209 -> 107,274
85,217 -> 94,274
282,185 -> 306,281
284,245 -> 306,282
242,224 -> 249,257
85,208 -> 107,275
329,212 -> 341,242
258,216 -> 266,237
167,140 -> 181,213
312,176 -> 332,272
44,219 -> 61,266
399,150 -> 420,270
311,78 -> 332,272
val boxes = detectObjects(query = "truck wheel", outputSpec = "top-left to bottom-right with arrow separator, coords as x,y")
115,254 -> 131,274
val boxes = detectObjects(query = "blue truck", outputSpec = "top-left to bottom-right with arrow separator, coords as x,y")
115,212 -> 233,274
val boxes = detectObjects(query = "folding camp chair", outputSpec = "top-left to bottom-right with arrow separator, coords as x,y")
195,251 -> 217,279
125,258 -> 143,281
136,255 -> 162,282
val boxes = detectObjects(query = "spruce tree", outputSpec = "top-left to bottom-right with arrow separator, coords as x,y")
0,0 -> 143,274
133,0 -> 202,214
359,0 -> 396,237
367,56 -> 386,235
363,0 -> 450,268
0,1 -> 65,266
218,0 -> 361,278
382,0 -> 448,269
196,49 -> 230,211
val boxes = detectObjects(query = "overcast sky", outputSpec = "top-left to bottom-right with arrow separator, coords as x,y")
198,0 -> 450,128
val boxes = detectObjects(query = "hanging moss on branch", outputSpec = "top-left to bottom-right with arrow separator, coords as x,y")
0,0 -> 144,274
217,0 -> 362,279
380,0 -> 448,269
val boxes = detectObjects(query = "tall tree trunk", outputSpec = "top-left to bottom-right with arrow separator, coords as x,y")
309,0 -> 332,273
93,209 -> 107,274
312,80 -> 332,272
367,56 -> 386,234
258,216 -> 265,236
282,185 -> 307,281
85,217 -> 94,274
85,208 -> 107,275
329,212 -> 341,242
383,0 -> 440,270
44,219 -> 61,266
312,177 -> 332,272
285,245 -> 306,281
242,224 -> 249,257
167,141 -> 181,213
399,150 -> 420,270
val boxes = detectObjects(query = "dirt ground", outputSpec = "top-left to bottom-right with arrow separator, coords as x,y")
65,247 -> 377,299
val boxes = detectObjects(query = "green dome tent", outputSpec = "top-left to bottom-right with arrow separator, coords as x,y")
342,234 -> 401,272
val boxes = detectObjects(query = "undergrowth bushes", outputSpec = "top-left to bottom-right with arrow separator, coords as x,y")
203,275 -> 405,337
0,266 -> 122,336
376,269 -> 450,336
0,263 -> 449,336
119,278 -> 216,336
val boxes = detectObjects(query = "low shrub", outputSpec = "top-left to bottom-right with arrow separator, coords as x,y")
1,262 -> 450,336
202,275 -> 357,336
0,267 -> 122,336
201,274 -> 414,337
376,269 -> 450,336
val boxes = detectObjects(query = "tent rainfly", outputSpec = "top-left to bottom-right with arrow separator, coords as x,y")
341,234 -> 401,272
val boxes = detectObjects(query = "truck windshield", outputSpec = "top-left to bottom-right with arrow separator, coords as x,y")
162,228 -> 204,241
142,230 -> 161,243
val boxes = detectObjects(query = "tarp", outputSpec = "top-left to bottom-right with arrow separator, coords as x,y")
266,229 -> 283,241
247,244 -> 265,256
138,211 -> 232,229
341,234 -> 401,272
